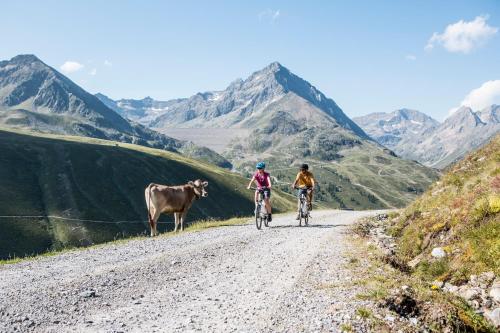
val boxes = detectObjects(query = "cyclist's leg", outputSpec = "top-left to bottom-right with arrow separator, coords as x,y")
307,189 -> 313,210
264,190 -> 272,215
254,190 -> 259,213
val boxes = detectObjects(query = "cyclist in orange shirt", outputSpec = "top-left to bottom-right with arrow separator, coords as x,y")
291,164 -> 316,220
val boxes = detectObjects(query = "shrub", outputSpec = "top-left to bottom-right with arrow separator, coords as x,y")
446,174 -> 463,188
470,197 -> 490,222
464,220 -> 500,275
488,195 -> 500,213
356,307 -> 372,318
416,259 -> 450,280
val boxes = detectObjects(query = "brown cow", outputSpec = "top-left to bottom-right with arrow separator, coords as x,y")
145,179 -> 208,236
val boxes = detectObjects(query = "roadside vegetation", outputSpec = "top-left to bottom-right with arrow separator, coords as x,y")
390,134 -> 499,283
347,134 -> 499,332
0,216 -> 250,266
344,235 -> 495,332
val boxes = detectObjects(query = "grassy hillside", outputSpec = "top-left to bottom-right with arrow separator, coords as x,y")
0,128 -> 295,259
389,134 -> 499,283
230,139 -> 438,210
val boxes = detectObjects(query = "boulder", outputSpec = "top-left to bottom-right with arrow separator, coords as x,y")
443,283 -> 459,293
459,287 -> 481,301
490,279 -> 500,303
479,271 -> 495,285
432,281 -> 444,289
484,308 -> 500,328
431,247 -> 446,258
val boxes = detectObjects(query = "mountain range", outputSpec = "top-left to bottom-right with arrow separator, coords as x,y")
353,106 -> 500,168
97,62 -> 439,208
352,109 -> 440,149
0,55 -> 230,168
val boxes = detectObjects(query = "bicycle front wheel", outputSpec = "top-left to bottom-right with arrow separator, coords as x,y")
255,208 -> 262,230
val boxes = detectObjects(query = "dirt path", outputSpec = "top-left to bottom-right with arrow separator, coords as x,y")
0,210 -> 382,332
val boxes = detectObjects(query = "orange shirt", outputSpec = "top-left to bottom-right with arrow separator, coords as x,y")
295,171 -> 314,187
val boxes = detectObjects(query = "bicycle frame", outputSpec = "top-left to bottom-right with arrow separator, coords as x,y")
296,187 -> 311,226
250,187 -> 269,229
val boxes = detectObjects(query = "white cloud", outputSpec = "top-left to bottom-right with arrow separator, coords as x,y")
89,68 -> 97,76
425,15 -> 498,53
258,9 -> 280,23
405,54 -> 417,61
450,80 -> 500,114
60,61 -> 84,73
104,60 -> 113,67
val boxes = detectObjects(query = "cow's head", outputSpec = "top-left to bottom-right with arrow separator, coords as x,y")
189,179 -> 208,198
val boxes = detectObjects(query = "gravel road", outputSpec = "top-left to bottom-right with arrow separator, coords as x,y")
0,210 -> 381,332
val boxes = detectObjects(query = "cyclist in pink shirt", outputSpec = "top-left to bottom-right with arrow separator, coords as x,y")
247,161 -> 272,222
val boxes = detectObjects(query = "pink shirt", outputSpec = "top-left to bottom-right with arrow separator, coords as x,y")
254,171 -> 270,188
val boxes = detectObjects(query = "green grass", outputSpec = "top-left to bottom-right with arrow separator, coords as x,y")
356,307 -> 373,319
0,216 -> 251,266
0,128 -> 295,259
390,134 -> 500,282
232,139 -> 439,210
340,323 -> 353,332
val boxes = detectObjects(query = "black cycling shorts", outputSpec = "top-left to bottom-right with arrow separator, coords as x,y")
257,188 -> 271,199
297,187 -> 312,197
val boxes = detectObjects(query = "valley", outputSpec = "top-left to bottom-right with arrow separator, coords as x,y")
158,128 -> 251,153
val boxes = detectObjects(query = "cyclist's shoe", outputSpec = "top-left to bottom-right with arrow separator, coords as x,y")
268,214 -> 272,222
295,213 -> 300,220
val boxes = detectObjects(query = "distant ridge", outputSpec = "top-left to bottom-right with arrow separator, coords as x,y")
354,106 -> 500,168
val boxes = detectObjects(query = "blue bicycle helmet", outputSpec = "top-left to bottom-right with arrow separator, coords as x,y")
256,162 -> 266,169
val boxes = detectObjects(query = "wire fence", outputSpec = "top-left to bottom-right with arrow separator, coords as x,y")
0,162 -> 363,224
0,215 -> 175,224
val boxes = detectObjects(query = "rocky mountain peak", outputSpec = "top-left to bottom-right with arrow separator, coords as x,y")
251,61 -> 287,77
7,54 -> 43,66
445,106 -> 485,128
395,108 -> 420,120
266,61 -> 284,72
478,104 -> 500,123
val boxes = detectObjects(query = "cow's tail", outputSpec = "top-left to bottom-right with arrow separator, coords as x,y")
146,184 -> 154,228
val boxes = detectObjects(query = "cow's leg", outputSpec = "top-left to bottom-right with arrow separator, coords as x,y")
174,212 -> 180,233
180,211 -> 188,231
152,209 -> 161,237
148,206 -> 156,237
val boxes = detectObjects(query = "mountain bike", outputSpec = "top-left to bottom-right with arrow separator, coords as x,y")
295,187 -> 312,227
250,187 -> 269,230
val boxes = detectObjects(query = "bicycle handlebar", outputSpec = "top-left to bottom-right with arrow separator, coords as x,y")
293,186 -> 314,190
248,186 -> 269,191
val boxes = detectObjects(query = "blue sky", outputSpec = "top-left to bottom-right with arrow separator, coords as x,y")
2,0 -> 499,120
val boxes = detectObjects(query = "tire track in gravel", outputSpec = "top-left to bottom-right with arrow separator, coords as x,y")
0,210 -> 381,332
